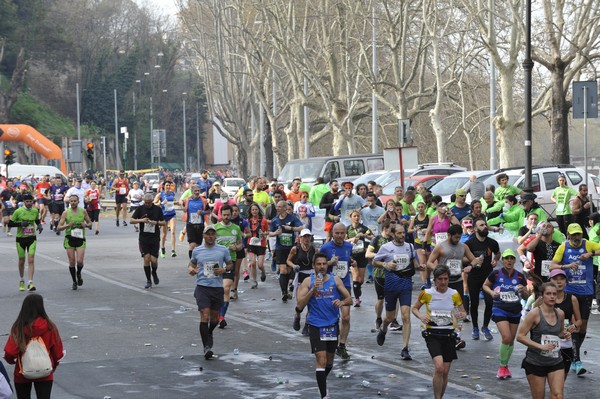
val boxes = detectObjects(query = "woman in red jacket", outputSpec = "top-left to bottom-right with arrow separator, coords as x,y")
4,294 -> 64,399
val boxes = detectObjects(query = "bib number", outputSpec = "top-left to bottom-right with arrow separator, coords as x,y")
540,334 -> 560,358
189,213 -> 202,224
22,226 -> 34,236
164,201 -> 175,212
393,254 -> 410,271
249,237 -> 262,246
279,232 -> 293,246
499,291 -> 519,303
334,261 -> 348,279
447,259 -> 462,276
556,203 -> 565,214
417,229 -> 426,242
570,264 -> 587,285
435,232 -> 447,243
541,260 -> 551,277
71,228 -> 84,238
119,187 -> 126,195
143,222 -> 156,233
352,240 -> 364,254
319,325 -> 338,341
203,261 -> 219,278
430,310 -> 452,326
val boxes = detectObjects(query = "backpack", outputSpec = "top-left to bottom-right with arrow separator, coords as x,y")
18,336 -> 53,379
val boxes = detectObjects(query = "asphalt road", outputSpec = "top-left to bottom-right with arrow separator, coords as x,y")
1,215 -> 599,398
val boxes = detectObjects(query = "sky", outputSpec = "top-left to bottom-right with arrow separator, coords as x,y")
135,0 -> 179,17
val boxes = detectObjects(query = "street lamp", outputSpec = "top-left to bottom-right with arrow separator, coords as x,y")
182,92 -> 187,172
523,0 -> 533,189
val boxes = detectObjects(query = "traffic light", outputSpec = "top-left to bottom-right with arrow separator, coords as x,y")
4,149 -> 14,165
86,142 -> 94,162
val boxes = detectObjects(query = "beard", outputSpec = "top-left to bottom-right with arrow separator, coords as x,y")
478,229 -> 489,237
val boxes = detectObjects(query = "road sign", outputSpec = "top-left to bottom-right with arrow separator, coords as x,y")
573,81 -> 598,119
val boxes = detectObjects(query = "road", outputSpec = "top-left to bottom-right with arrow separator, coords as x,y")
0,215 -> 599,398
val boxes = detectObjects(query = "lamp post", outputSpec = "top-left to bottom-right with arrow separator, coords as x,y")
114,89 -> 120,170
182,92 -> 187,172
523,0 -> 533,189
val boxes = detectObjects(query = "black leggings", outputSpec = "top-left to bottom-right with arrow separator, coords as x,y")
15,380 -> 53,399
467,275 -> 493,329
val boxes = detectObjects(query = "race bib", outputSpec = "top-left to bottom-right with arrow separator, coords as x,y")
570,264 -> 587,285
556,203 -> 565,214
164,201 -> 175,212
435,232 -> 447,243
417,229 -> 426,242
541,260 -> 551,277
319,325 -> 338,341
249,237 -> 262,246
203,261 -> 219,278
71,228 -> 84,238
280,232 -> 293,246
430,310 -> 453,326
393,254 -> 410,271
334,261 -> 348,279
119,187 -> 126,195
40,188 -> 47,194
89,192 -> 97,200
540,334 -> 560,358
189,213 -> 202,224
499,291 -> 519,303
447,259 -> 462,276
352,240 -> 365,254
143,222 -> 156,233
22,226 -> 34,236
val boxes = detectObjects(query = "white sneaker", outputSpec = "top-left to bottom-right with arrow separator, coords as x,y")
591,308 -> 600,315
592,299 -> 598,309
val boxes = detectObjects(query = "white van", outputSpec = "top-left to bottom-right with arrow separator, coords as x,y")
1,163 -> 67,180
278,154 -> 384,186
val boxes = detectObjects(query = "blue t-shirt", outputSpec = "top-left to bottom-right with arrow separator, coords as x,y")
307,275 -> 341,328
191,244 -> 231,288
197,179 -> 212,197
187,197 -> 206,224
487,268 -> 527,317
270,214 -> 302,250
451,204 -> 471,221
160,191 -> 177,217
321,240 -> 353,287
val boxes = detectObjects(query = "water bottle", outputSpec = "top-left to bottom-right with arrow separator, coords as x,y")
361,380 -> 370,388
233,348 -> 239,355
475,384 -> 483,392
454,306 -> 463,334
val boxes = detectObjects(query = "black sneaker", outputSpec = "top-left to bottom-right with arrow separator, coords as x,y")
282,294 -> 288,303
375,318 -> 383,330
336,345 -> 350,360
152,272 -> 160,285
116,220 -> 120,227
293,314 -> 301,331
72,282 -> 78,290
260,269 -> 266,282
301,324 -> 309,336
377,329 -> 386,346
144,280 -> 152,289
204,346 -> 213,360
123,221 -> 128,227
77,273 -> 83,286
400,347 -> 412,360
171,251 -> 177,258
455,339 -> 466,350
389,320 -> 402,331
218,318 -> 227,329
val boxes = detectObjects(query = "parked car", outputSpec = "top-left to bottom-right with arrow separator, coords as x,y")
222,177 -> 246,198
429,170 -> 496,203
351,170 -> 388,188
482,165 -> 599,216
141,172 -> 160,192
407,162 -> 467,177
379,175 -> 445,204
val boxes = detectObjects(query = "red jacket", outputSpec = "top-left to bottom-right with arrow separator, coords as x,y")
3,317 -> 64,383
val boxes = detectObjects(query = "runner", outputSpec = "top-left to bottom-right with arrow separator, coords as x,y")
84,180 -> 102,235
246,203 -> 269,288
130,193 -> 166,289
483,249 -> 528,379
320,223 -> 356,360
366,220 -> 392,332
188,224 -> 232,360
57,195 -> 93,290
289,229 -> 317,335
34,175 -> 51,224
65,177 -> 86,208
333,181 -> 365,226
1,179 -> 17,237
296,252 -> 351,399
230,204 -> 250,298
127,181 -> 145,233
373,223 -> 420,360
550,223 -> 600,376
269,200 -> 303,303
154,181 -> 178,258
412,265 -> 466,399
346,210 -> 373,307
183,185 -> 209,259
111,170 -> 130,227
571,184 -> 593,239
8,193 -> 42,291
408,201 -> 432,290
516,282 -> 569,399
214,205 -> 242,328
319,180 -> 340,240
48,176 -> 69,235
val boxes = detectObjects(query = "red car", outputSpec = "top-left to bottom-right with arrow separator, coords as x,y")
379,175 -> 445,204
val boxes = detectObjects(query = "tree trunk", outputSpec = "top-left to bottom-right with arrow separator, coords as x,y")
494,71 -> 521,167
551,62 -> 569,164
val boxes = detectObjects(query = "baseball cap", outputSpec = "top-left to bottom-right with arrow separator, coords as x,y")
502,248 -> 516,259
520,193 -> 537,202
76,177 -> 83,182
567,223 -> 583,235
548,269 -> 567,279
455,188 -> 467,196
213,181 -> 221,186
462,219 -> 473,227
300,229 -> 313,237
203,225 -> 216,233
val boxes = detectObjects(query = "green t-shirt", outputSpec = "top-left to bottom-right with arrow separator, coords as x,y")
10,206 -> 40,238
552,186 -> 577,216
215,222 -> 242,261
494,185 -> 520,201
65,207 -> 86,238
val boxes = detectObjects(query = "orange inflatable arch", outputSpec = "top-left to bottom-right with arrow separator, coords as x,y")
0,124 -> 67,173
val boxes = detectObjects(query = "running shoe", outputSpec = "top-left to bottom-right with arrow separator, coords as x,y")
354,298 -> 361,307
171,250 -> 177,258
504,366 -> 512,379
179,230 -> 186,242
472,327 -> 480,340
55,229 -> 60,236
7,232 -> 12,237
243,271 -> 249,281
160,248 -> 166,259
376,329 -> 386,346
455,339 -> 466,350
49,223 -> 53,231
152,272 -> 160,285
573,361 -> 587,376
260,269 -> 266,282
366,276 -> 374,284
482,326 -> 494,341
400,347 -> 412,360
19,281 -> 25,291
77,272 -> 83,286
72,282 -> 78,290
389,320 -> 402,331
230,289 -> 238,300
134,226 -> 139,232
95,230 -> 100,235
27,282 -> 36,292
123,221 -> 128,227
218,318 -> 227,329
336,345 -> 350,360
496,366 -> 507,379
301,324 -> 309,336
251,280 -> 258,289
265,251 -> 272,261
375,318 -> 383,330
591,308 -> 600,315
144,280 -> 152,289
116,220 -> 120,227
204,346 -> 213,360
293,314 -> 301,331
282,294 -> 288,303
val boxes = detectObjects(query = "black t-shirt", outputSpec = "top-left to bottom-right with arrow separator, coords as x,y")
531,239 -> 561,280
320,191 -> 340,218
0,188 -> 15,203
132,204 -> 164,240
518,225 -> 531,238
465,236 -> 500,278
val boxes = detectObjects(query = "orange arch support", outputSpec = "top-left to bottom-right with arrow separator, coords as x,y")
0,124 -> 67,174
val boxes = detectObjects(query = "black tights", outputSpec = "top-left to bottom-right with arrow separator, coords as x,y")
468,276 -> 493,329
15,380 -> 53,399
